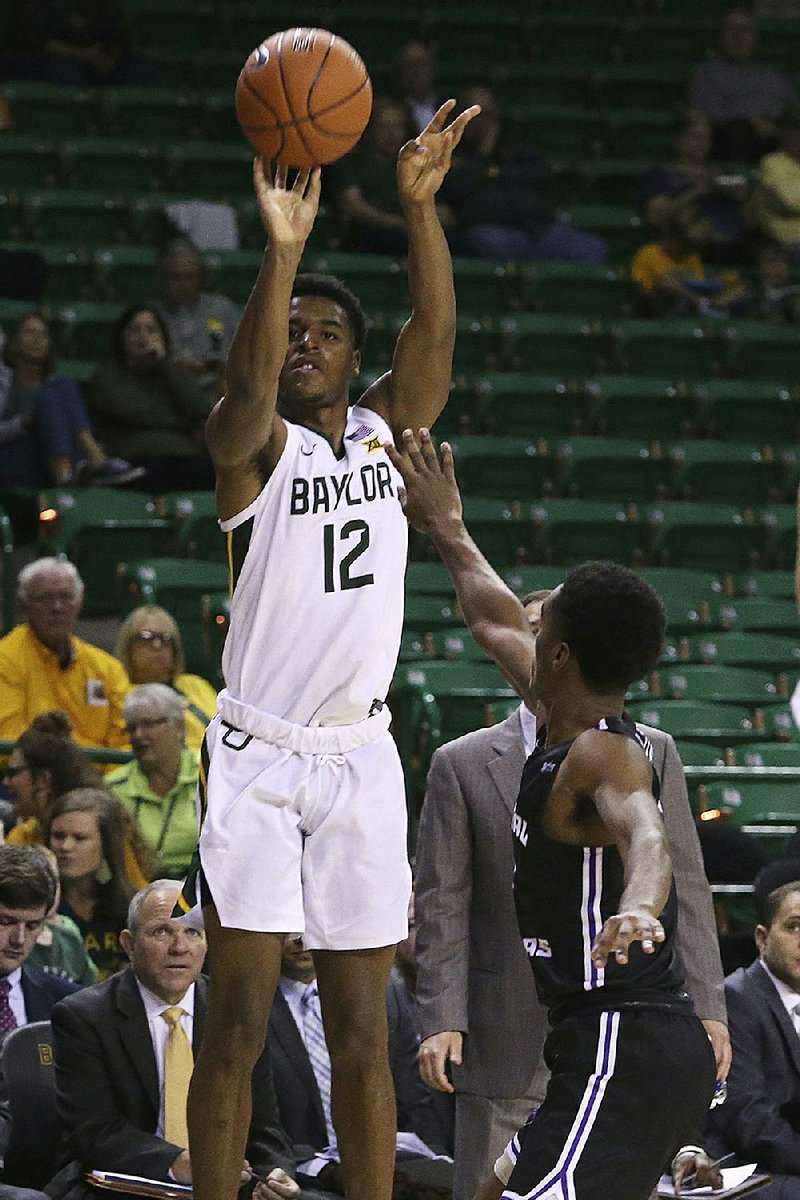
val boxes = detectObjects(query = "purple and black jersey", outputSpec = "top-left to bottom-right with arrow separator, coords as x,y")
512,712 -> 688,1018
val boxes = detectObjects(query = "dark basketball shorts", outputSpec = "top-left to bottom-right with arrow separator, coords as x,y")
501,1005 -> 717,1200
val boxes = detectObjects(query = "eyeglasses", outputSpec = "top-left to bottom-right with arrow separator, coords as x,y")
123,717 -> 169,737
133,631 -> 175,647
27,590 -> 79,607
3,765 -> 30,780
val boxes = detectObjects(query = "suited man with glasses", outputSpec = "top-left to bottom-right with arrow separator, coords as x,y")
106,686 -> 200,878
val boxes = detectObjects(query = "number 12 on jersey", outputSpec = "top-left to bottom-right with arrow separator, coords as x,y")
323,520 -> 374,593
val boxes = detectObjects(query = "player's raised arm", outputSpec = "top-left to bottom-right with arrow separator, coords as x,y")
206,160 -> 321,503
386,428 -> 535,700
363,101 -> 480,433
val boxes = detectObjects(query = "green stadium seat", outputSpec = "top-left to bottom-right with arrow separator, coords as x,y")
625,700 -> 761,745
713,597 -> 798,635
1,134 -> 58,188
423,627 -> 488,663
741,743 -> 800,767
450,436 -> 559,499
38,489 -> 170,615
25,190 -> 130,246
520,262 -> 632,317
493,62 -> 583,108
165,143 -> 253,200
697,633 -> 800,671
731,570 -> 794,600
611,319 -> 721,378
729,322 -> 800,383
198,88 -> 239,142
558,437 -> 672,501
451,317 -> 504,374
560,205 -> 644,262
501,566 -> 567,596
602,108 -> 675,158
670,441 -> 795,505
588,64 -> 687,109
117,557 -> 229,673
531,498 -> 645,565
619,16 -> 715,64
647,502 -> 765,571
476,374 -> 587,440
0,299 -> 37,326
501,314 -> 606,376
586,376 -> 694,440
638,567 -> 726,602
92,246 -> 158,303
56,302 -> 125,359
427,7 -> 523,58
34,246 -> 94,304
174,508 -> 224,562
448,498 -> 534,565
451,260 -> 520,316
101,88 -> 201,142
0,193 -> 24,241
53,359 -> 96,384
577,158 -> 655,206
528,13 -> 621,63
403,595 -> 459,632
674,741 -> 727,767
1,83 -> 99,136
405,562 -> 456,598
60,138 -> 163,194
658,596 -> 717,636
506,105 -> 601,158
694,381 -> 800,444
128,0 -> 219,50
760,503 -> 796,570
429,381 -> 476,439
654,666 -> 783,706
698,781 -> 800,849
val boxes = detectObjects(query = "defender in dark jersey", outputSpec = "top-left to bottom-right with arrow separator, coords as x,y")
501,563 -> 716,1200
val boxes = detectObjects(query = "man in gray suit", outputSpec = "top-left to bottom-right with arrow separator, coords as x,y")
387,429 -> 730,1200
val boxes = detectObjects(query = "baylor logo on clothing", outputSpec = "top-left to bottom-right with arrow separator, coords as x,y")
290,462 -> 395,515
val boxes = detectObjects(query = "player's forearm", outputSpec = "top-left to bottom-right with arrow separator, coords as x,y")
618,820 -> 672,916
224,241 -> 303,408
404,199 -> 456,337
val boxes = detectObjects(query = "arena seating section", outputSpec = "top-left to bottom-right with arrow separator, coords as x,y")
2,0 -> 800,862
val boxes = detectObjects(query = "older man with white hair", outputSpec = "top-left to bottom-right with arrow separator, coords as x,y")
107,685 -> 200,879
0,558 -> 129,748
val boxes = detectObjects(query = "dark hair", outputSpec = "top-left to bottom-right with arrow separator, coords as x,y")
15,716 -> 101,804
291,273 -> 367,352
550,561 -> 665,692
45,788 -> 134,925
112,305 -> 171,365
0,844 -> 57,912
2,311 -> 56,377
761,879 -> 800,929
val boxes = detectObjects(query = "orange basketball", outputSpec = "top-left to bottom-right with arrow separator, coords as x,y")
235,28 -> 373,168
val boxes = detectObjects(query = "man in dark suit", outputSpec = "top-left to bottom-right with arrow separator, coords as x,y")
0,845 -> 79,1192
50,880 -> 298,1200
706,880 -> 800,1199
386,431 -> 730,1200
268,938 -> 450,1193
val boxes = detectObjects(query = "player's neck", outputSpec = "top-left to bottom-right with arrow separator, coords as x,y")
281,394 -> 350,454
544,689 -> 625,746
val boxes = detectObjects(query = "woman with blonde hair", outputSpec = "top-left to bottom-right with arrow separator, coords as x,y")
115,605 -> 216,753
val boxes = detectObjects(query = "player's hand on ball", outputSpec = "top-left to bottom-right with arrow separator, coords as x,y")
397,99 -> 481,203
385,428 -> 463,535
591,909 -> 665,967
253,157 -> 321,246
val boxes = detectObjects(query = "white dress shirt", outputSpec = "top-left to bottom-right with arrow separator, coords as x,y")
135,978 -> 196,1139
518,704 -> 538,757
6,967 -> 26,1029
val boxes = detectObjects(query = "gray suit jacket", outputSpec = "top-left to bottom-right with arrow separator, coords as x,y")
415,709 -> 726,1098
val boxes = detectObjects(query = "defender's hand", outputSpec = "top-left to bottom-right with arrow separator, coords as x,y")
591,908 -> 665,967
397,100 -> 481,204
385,428 -> 463,535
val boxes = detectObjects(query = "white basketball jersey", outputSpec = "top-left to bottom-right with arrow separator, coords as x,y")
220,406 -> 408,726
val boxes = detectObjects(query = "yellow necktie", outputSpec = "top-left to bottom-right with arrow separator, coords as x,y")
162,1006 -> 193,1148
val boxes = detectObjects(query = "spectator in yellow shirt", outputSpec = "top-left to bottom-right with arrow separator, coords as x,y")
755,99 -> 800,257
0,558 -> 130,749
115,605 -> 217,754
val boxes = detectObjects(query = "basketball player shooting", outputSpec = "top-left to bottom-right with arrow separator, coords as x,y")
179,100 -> 478,1200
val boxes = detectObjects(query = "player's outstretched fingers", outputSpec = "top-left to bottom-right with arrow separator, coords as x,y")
274,162 -> 287,190
418,427 -> 440,469
400,427 -> 426,472
422,98 -> 457,136
384,436 -> 416,483
293,167 -> 311,193
448,103 -> 482,146
590,916 -> 621,968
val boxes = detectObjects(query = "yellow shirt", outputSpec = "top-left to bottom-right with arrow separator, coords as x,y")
756,151 -> 800,244
630,243 -> 705,291
0,624 -> 130,749
173,673 -> 217,754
